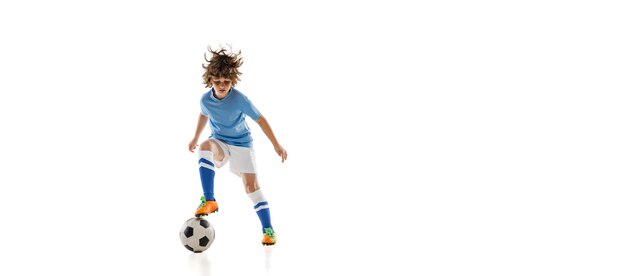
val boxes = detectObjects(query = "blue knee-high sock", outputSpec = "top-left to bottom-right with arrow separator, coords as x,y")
248,189 -> 273,232
199,151 -> 216,201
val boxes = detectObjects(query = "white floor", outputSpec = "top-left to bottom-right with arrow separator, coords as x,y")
2,159 -> 625,276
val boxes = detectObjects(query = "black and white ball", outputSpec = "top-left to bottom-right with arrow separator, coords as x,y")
179,217 -> 215,253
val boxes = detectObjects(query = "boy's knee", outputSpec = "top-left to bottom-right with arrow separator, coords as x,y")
200,140 -> 225,161
242,174 -> 259,193
199,140 -> 212,151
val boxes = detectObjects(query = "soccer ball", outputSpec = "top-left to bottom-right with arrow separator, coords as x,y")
179,217 -> 215,253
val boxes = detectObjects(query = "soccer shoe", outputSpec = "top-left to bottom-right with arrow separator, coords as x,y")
195,196 -> 219,217
261,227 -> 277,246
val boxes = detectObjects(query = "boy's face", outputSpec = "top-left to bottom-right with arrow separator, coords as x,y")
211,77 -> 233,99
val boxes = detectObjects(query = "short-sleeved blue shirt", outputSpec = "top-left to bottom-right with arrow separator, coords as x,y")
200,87 -> 261,148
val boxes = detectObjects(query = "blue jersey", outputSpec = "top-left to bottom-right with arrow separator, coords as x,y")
200,88 -> 261,147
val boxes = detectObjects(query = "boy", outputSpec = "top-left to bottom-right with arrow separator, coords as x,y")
188,46 -> 287,246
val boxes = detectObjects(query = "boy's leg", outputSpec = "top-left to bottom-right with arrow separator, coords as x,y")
242,174 -> 276,245
195,140 -> 226,217
198,150 -> 216,201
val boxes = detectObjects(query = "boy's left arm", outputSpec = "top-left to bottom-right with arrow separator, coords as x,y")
256,115 -> 287,162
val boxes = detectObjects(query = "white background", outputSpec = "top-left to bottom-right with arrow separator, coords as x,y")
1,0 -> 625,275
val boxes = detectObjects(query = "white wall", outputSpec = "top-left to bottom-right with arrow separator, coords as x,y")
1,1 -> 624,275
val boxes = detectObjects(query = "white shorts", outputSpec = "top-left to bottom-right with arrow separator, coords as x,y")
211,138 -> 257,176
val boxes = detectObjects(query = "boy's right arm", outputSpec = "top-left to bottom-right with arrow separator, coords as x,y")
189,113 -> 209,153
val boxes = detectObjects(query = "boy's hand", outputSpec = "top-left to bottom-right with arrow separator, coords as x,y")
275,145 -> 287,163
189,139 -> 199,153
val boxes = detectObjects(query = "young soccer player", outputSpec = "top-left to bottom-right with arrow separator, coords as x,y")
188,46 -> 287,246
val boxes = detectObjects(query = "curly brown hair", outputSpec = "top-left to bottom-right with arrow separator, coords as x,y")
202,46 -> 243,88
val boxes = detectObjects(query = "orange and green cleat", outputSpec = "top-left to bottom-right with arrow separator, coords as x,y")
195,196 -> 219,217
261,227 -> 277,246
